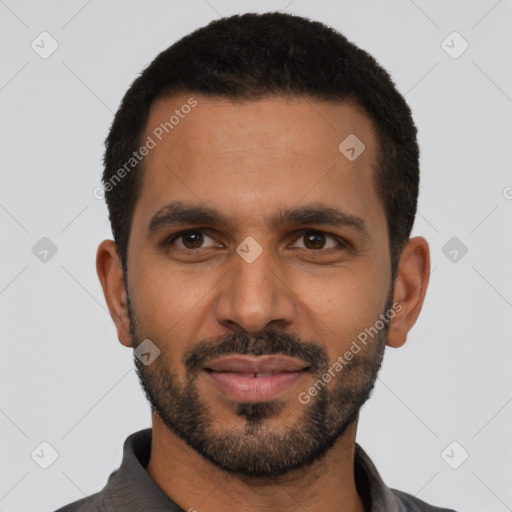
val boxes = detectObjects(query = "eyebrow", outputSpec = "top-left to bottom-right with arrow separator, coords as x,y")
147,201 -> 370,239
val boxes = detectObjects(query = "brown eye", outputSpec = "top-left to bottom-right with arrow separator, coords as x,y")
181,231 -> 204,249
304,231 -> 326,249
293,230 -> 340,251
169,230 -> 217,250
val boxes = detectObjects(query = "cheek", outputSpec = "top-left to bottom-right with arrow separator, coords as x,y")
293,269 -> 387,354
129,255 -> 219,343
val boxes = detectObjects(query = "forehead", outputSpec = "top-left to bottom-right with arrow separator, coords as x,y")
132,93 -> 384,237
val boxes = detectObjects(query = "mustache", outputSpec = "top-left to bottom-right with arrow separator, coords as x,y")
183,330 -> 329,374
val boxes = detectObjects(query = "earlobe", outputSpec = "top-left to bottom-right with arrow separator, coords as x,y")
96,240 -> 132,348
386,237 -> 430,349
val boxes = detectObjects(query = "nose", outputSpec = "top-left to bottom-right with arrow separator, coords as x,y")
214,244 -> 297,334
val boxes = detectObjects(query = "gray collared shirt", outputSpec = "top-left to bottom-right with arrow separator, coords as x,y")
53,428 -> 458,512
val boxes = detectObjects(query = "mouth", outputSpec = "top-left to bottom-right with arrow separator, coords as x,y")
203,355 -> 310,402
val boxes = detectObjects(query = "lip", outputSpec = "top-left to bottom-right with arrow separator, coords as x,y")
205,355 -> 309,373
204,355 -> 310,402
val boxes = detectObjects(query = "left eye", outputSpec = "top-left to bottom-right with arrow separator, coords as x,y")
291,230 -> 343,251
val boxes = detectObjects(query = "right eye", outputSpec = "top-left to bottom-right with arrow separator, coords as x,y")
165,230 -> 219,251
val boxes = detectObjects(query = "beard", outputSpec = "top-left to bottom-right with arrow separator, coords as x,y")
128,291 -> 391,479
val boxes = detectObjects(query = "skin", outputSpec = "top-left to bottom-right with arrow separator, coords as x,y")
97,93 -> 430,512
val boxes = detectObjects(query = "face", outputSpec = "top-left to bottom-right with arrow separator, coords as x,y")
122,93 -> 396,477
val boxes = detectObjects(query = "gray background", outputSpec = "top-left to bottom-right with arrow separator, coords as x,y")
1,1 -> 511,511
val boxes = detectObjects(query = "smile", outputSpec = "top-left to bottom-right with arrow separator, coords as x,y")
203,355 -> 310,402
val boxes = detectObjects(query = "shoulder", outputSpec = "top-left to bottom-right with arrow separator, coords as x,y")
391,488 -> 459,512
51,492 -> 103,512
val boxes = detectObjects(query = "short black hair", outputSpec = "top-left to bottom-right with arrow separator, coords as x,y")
103,11 -> 419,281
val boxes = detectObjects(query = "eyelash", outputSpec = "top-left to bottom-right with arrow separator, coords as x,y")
164,229 -> 349,253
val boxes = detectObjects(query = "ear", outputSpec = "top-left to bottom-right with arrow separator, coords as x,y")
96,240 -> 132,348
386,236 -> 430,348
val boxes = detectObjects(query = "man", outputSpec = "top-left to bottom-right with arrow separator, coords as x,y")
55,11 -> 457,512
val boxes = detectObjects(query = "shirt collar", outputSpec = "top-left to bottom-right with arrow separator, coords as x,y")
99,428 -> 404,512
100,429 -> 181,511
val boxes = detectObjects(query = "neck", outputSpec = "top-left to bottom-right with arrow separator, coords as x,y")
146,414 -> 366,512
